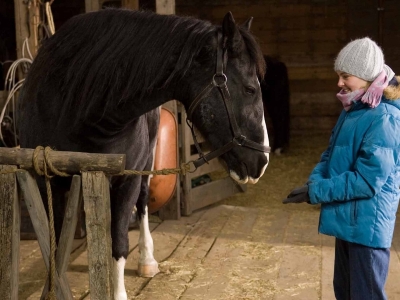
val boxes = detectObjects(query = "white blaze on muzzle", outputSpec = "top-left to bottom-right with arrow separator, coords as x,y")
229,110 -> 269,185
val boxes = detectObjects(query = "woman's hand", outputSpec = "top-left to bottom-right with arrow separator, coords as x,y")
282,185 -> 310,204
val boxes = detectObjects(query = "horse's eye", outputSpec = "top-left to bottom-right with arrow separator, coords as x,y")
245,86 -> 256,95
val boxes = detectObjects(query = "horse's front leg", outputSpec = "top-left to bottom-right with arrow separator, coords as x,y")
137,205 -> 159,277
110,177 -> 141,300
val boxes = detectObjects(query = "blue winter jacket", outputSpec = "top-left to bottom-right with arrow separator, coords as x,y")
308,77 -> 400,248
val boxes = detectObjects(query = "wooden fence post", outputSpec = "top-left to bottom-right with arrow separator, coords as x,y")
0,148 -> 125,299
82,171 -> 113,300
0,165 -> 20,300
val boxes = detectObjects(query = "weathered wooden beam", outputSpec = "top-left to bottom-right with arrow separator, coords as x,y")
14,0 -> 40,59
156,0 -> 175,15
121,0 -> 139,10
0,147 -> 126,175
57,175 -> 83,274
0,165 -> 19,300
85,0 -> 100,12
16,170 -> 72,299
82,171 -> 113,300
41,175 -> 82,299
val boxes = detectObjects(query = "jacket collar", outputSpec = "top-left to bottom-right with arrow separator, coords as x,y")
383,76 -> 400,100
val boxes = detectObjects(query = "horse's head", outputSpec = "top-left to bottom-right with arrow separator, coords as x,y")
181,12 -> 270,184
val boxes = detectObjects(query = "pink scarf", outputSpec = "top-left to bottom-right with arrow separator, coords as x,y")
336,70 -> 389,111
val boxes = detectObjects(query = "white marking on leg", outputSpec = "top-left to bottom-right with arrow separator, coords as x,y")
139,206 -> 154,264
138,206 -> 159,276
137,125 -> 159,277
113,257 -> 127,300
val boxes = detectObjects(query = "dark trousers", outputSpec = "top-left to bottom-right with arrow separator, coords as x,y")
333,238 -> 390,300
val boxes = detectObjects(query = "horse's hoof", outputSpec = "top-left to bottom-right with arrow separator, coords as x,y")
137,263 -> 160,277
113,292 -> 128,300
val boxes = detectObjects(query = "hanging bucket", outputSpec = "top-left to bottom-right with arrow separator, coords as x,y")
148,107 -> 178,213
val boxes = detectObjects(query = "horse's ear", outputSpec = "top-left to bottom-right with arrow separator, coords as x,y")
222,11 -> 244,55
241,17 -> 253,31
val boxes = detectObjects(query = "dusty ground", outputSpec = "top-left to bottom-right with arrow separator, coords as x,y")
17,131 -> 400,299
217,130 -> 400,299
221,131 -> 328,209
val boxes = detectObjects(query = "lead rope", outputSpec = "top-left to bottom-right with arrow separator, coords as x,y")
33,146 -> 69,300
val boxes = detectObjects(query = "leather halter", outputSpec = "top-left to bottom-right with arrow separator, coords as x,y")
186,31 -> 271,171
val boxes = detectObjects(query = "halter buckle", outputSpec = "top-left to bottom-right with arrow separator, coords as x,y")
233,135 -> 247,146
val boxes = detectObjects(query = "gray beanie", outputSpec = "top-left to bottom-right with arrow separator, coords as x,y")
334,37 -> 384,81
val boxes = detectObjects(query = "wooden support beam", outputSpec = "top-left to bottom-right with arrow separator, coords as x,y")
122,0 -> 139,10
0,147 -> 126,175
16,170 -> 72,300
82,171 -> 113,299
85,0 -> 100,12
156,0 -> 175,15
14,0 -> 40,59
0,165 -> 19,300
41,175 -> 82,299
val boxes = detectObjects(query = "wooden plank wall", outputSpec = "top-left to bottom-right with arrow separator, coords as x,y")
382,1 -> 400,74
176,0 -> 349,133
347,0 -> 400,76
8,0 -> 399,134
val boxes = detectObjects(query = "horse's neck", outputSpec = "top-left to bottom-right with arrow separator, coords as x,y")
106,88 -> 176,122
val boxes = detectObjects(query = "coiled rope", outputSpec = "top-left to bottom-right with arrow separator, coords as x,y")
33,146 -> 63,299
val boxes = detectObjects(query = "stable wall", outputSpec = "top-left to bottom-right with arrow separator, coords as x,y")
5,0 -> 400,133
176,0 -> 400,133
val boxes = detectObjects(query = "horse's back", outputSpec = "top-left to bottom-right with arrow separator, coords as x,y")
18,8 -> 169,153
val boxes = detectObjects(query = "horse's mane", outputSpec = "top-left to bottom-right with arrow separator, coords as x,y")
239,27 -> 266,81
24,8 -> 265,121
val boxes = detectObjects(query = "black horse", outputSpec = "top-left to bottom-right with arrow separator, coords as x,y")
18,9 -> 270,299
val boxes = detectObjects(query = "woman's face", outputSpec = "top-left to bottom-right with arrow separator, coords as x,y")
337,72 -> 369,93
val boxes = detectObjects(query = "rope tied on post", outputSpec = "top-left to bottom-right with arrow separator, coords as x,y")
0,145 -> 195,299
32,146 -> 68,300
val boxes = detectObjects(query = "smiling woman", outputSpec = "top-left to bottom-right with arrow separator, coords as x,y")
284,37 -> 400,300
